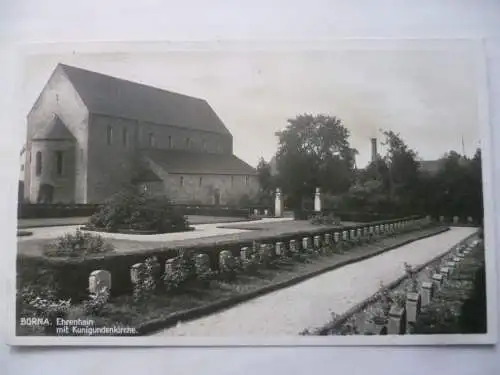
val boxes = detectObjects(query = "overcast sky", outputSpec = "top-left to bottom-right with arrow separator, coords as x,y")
21,41 -> 483,168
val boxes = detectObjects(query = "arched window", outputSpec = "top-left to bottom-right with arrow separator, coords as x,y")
122,128 -> 128,147
107,125 -> 113,145
35,151 -> 42,176
149,133 -> 155,148
185,137 -> 191,149
168,136 -> 173,148
55,151 -> 64,176
180,176 -> 184,186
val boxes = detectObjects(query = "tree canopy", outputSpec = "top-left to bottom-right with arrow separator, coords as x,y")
274,114 -> 358,208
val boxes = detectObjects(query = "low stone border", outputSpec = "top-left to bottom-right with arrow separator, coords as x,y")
17,230 -> 34,237
308,230 -> 479,335
136,226 -> 450,335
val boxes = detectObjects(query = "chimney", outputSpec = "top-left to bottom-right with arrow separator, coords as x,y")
370,138 -> 378,162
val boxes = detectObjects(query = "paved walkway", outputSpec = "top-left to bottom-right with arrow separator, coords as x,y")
17,217 -> 294,242
152,227 -> 476,336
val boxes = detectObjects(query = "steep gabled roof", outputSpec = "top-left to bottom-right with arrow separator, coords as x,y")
57,64 -> 231,136
142,149 -> 257,175
32,114 -> 74,140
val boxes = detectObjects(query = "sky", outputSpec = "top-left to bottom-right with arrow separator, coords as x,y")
20,40 -> 483,168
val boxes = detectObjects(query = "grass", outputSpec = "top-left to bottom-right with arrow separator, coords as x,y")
17,226 -> 447,336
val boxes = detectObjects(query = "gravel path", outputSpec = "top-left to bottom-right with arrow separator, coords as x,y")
17,217 -> 294,242
153,227 -> 476,336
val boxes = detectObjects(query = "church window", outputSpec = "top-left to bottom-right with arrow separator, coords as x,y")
185,137 -> 191,149
35,151 -> 42,176
149,133 -> 155,147
123,128 -> 128,147
245,176 -> 250,185
55,151 -> 64,176
168,136 -> 173,148
20,164 -> 24,172
180,176 -> 184,186
231,176 -> 234,187
199,177 -> 203,186
107,125 -> 113,145
201,139 -> 207,151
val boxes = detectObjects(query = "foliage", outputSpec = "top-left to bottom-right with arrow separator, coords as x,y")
88,185 -> 189,233
163,250 -> 197,292
256,157 -> 276,204
82,287 -> 110,316
274,114 -> 358,208
309,212 -> 340,225
43,229 -> 114,257
132,257 -> 159,303
19,285 -> 71,318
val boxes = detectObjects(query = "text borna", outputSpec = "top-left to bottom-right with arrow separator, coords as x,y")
19,317 -> 51,326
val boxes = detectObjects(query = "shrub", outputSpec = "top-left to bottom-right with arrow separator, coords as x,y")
88,186 -> 190,233
18,285 -> 72,330
82,287 -> 110,316
163,249 -> 197,292
309,213 -> 340,226
43,229 -> 114,257
132,257 -> 159,303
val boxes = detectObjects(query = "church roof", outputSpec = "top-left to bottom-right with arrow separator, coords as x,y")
58,64 -> 231,136
32,114 -> 74,140
142,149 -> 257,175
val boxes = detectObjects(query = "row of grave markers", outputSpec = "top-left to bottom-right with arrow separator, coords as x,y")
88,217 -> 432,299
382,237 -> 482,335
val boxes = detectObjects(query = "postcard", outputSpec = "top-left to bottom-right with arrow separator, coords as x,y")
8,39 -> 497,346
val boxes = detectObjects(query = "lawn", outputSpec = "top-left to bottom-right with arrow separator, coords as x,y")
17,220 -> 355,257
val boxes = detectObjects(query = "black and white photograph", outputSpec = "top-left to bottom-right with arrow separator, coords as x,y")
11,40 -> 495,344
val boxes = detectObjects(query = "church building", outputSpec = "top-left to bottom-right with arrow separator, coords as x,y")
23,63 -> 259,204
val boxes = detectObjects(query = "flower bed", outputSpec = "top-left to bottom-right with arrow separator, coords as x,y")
16,219 -> 442,336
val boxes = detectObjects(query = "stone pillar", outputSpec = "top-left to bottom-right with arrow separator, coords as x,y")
432,273 -> 443,291
89,270 -> 112,300
240,247 -> 249,260
421,281 -> 434,307
313,235 -> 321,249
130,263 -> 145,284
387,306 -> 406,335
275,242 -> 284,257
274,188 -> 284,217
406,292 -> 421,325
314,187 -> 322,212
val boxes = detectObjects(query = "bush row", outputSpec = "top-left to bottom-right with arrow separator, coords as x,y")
18,215 -> 427,302
18,203 -> 102,219
18,203 -> 272,220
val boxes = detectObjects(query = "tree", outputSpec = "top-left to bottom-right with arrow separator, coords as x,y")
274,114 -> 358,208
255,157 -> 275,206
256,157 -> 273,195
381,130 -> 421,213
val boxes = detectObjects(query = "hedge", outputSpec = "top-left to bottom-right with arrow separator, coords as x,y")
17,215 -> 425,302
295,209 -> 408,222
18,204 -> 102,219
17,203 -> 271,220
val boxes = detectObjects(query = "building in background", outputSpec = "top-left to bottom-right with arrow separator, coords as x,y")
23,63 -> 259,204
